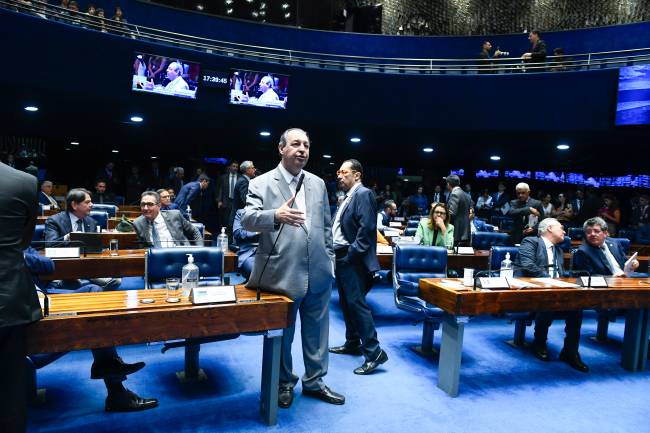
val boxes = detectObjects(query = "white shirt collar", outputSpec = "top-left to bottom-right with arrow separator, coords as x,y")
277,163 -> 303,185
541,236 -> 555,251
153,212 -> 165,225
343,182 -> 362,198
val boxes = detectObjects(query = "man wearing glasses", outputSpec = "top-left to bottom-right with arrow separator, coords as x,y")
157,188 -> 178,211
329,160 -> 387,375
133,191 -> 202,247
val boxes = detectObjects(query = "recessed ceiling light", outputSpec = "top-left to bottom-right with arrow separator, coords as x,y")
557,144 -> 570,150
65,147 -> 71,151
259,131 -> 271,137
323,154 -> 332,159
151,156 -> 157,159
329,162 -> 335,165
130,116 -> 143,123
70,141 -> 79,145
112,149 -> 119,153
490,155 -> 501,161
422,147 -> 434,153
24,106 -> 38,112
350,137 -> 361,143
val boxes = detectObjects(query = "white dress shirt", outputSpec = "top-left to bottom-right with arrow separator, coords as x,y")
602,242 -> 625,276
277,163 -> 308,230
332,183 -> 361,248
541,236 -> 557,276
152,212 -> 175,247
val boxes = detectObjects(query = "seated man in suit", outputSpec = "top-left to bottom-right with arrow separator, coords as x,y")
232,209 -> 258,278
514,217 -> 588,372
573,216 -> 640,276
133,191 -> 203,247
23,247 -> 157,412
44,188 -> 120,292
376,200 -> 402,236
173,174 -> 210,219
38,180 -> 60,209
157,188 -> 178,211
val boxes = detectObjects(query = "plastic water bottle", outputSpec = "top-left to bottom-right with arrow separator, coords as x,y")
500,252 -> 513,278
186,205 -> 192,221
216,227 -> 228,254
181,253 -> 199,296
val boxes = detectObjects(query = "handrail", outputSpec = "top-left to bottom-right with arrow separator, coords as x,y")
4,0 -> 650,75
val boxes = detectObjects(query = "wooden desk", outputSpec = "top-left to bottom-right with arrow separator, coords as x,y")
26,287 -> 292,425
46,249 -> 238,280
419,277 -> 650,397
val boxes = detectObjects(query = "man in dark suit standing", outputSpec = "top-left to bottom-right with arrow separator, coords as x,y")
329,159 -> 387,375
0,162 -> 40,433
492,181 -> 510,216
229,160 -> 256,230
573,217 -> 640,276
514,218 -> 588,372
174,174 -> 211,220
508,182 -> 544,245
216,161 -> 240,235
522,30 -> 547,69
431,184 -> 445,205
446,174 -> 471,245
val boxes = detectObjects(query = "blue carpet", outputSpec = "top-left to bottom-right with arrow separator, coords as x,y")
28,284 -> 650,433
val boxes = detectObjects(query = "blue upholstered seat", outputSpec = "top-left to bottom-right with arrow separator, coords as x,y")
392,245 -> 446,356
146,246 -> 224,289
403,227 -> 417,237
560,235 -> 572,251
91,204 -> 117,217
568,227 -> 584,240
89,211 -> 109,230
471,232 -> 510,250
191,222 -> 205,237
32,224 -> 45,247
491,215 -> 513,231
406,219 -> 419,229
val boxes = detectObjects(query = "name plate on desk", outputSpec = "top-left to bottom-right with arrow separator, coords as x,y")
190,286 -> 237,305
457,247 -> 475,255
578,276 -> 608,288
389,222 -> 402,228
478,277 -> 510,289
45,247 -> 80,258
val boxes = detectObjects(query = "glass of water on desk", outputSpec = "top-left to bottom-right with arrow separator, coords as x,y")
166,278 -> 180,303
109,239 -> 119,256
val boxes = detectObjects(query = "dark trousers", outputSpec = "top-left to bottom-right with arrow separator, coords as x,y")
534,310 -> 583,353
335,256 -> 380,360
0,325 -> 27,433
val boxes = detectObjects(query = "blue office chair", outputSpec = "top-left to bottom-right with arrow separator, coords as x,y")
191,222 -> 205,238
392,245 -> 446,357
471,232 -> 510,250
89,211 -> 109,230
610,237 -> 631,254
407,219 -> 420,229
491,215 -> 513,231
145,246 -> 238,381
560,235 -> 572,251
568,227 -> 584,240
403,227 -> 417,237
32,224 -> 45,247
92,204 -> 117,217
617,229 -> 636,243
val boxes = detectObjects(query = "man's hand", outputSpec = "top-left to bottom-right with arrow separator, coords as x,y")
523,227 -> 535,235
522,53 -> 532,59
274,196 -> 305,226
631,259 -> 639,271
529,207 -> 540,217
217,201 -> 223,209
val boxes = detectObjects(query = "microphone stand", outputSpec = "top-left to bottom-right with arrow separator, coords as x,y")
472,270 -> 492,291
571,269 -> 592,288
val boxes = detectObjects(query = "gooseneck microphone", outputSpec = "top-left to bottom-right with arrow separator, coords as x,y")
255,173 -> 305,301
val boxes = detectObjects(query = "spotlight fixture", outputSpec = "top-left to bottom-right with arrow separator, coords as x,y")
422,147 -> 434,153
259,131 -> 271,137
349,137 -> 361,143
130,116 -> 143,123
556,144 -> 570,150
24,106 -> 38,112
490,155 -> 501,161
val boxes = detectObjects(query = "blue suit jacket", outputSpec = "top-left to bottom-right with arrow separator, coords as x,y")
24,247 -> 54,290
174,181 -> 201,216
44,211 -> 98,242
233,209 -> 258,276
338,185 -> 380,274
572,238 -> 626,276
514,236 -> 565,277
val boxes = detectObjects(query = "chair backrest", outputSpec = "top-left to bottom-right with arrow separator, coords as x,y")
191,222 -> 205,238
146,246 -> 224,286
92,204 -> 117,217
403,227 -> 417,237
491,215 -> 513,230
617,229 -> 636,243
32,224 -> 45,246
393,245 -> 447,296
89,211 -> 109,230
560,235 -> 572,251
489,246 -> 520,272
568,227 -> 584,240
610,237 -> 631,254
407,220 -> 419,229
471,232 -> 510,250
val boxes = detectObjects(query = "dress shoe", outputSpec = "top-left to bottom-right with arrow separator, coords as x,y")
353,349 -> 388,375
559,349 -> 589,373
91,357 -> 146,379
530,342 -> 550,362
329,342 -> 362,356
302,386 -> 345,405
105,389 -> 158,412
278,386 -> 294,409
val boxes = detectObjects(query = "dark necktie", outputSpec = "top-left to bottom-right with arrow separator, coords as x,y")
229,175 -> 235,199
150,221 -> 162,247
76,219 -> 83,232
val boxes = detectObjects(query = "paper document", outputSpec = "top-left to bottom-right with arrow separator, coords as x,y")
440,279 -> 467,289
389,222 -> 402,228
624,252 -> 638,277
505,277 -> 540,289
377,245 -> 393,254
457,247 -> 475,255
531,278 -> 580,288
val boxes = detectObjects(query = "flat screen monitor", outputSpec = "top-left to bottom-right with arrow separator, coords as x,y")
535,171 -> 565,183
229,70 -> 288,109
449,169 -> 464,176
504,170 -> 531,179
476,169 -> 499,179
615,64 -> 650,126
132,52 -> 200,99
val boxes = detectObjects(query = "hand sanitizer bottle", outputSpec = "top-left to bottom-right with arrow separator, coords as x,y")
181,253 -> 199,297
500,252 -> 513,279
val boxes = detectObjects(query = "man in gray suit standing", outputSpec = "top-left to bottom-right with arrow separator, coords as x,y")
132,191 -> 203,247
446,174 -> 471,245
242,128 -> 344,408
0,162 -> 40,433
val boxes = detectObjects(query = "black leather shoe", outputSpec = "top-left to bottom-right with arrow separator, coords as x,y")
531,342 -> 550,362
302,386 -> 345,405
559,349 -> 589,373
105,389 -> 158,412
278,386 -> 294,409
329,342 -> 362,356
91,357 -> 146,379
354,349 -> 388,375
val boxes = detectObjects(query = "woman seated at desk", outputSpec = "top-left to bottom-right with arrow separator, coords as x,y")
416,202 -> 454,247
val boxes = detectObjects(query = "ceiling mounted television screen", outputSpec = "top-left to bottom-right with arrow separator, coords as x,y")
132,52 -> 200,99
615,64 -> 650,126
229,70 -> 288,109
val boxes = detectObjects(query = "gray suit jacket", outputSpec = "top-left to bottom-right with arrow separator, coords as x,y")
241,166 -> 335,300
132,210 -> 203,247
447,186 -> 471,242
0,162 -> 41,327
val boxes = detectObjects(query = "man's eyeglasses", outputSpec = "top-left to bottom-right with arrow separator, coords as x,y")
336,170 -> 357,176
140,202 -> 158,208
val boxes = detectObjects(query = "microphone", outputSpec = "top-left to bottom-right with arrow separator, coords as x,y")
570,269 -> 592,288
253,172 -> 306,301
473,270 -> 493,291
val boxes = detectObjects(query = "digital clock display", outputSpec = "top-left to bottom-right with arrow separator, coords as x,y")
202,70 -> 230,89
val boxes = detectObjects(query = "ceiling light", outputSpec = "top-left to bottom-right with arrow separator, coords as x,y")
24,106 -> 38,112
422,147 -> 434,153
557,144 -> 570,150
151,156 -> 157,159
490,155 -> 501,161
259,131 -> 271,137
323,154 -> 332,159
70,141 -> 79,145
130,116 -> 143,123
112,149 -> 119,153
350,137 -> 361,143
